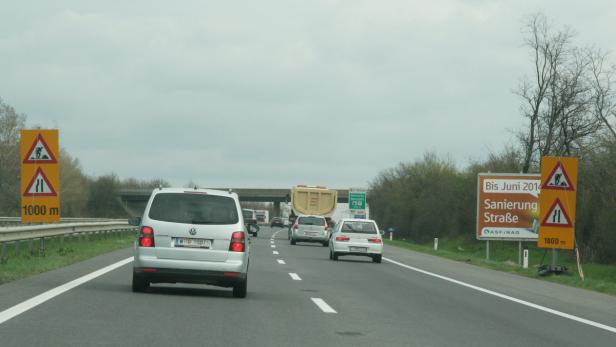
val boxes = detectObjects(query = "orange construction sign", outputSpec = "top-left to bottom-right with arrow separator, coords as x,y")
538,156 -> 578,249
20,129 -> 60,223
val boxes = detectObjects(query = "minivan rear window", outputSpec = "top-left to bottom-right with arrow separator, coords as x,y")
149,193 -> 239,224
298,216 -> 325,225
341,221 -> 377,234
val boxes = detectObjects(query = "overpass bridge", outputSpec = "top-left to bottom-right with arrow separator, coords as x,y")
118,188 -> 356,216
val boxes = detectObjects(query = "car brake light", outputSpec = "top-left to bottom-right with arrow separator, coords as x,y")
229,231 -> 245,252
139,226 -> 155,247
368,238 -> 382,243
336,236 -> 350,241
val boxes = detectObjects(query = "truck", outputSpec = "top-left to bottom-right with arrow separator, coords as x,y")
289,185 -> 338,226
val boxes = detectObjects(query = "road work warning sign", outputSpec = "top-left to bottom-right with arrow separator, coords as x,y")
20,129 -> 60,223
538,157 -> 578,250
476,173 -> 540,241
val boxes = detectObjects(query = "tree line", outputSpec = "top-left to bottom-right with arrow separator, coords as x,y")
369,14 -> 616,263
0,99 -> 169,218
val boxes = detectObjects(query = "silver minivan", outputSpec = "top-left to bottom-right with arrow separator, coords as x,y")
289,215 -> 329,246
131,188 -> 250,298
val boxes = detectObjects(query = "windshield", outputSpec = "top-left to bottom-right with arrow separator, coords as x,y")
341,221 -> 378,234
149,193 -> 238,224
298,216 -> 325,225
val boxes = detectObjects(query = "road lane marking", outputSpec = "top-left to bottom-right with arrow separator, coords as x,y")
273,251 -> 279,255
383,257 -> 616,335
311,298 -> 337,313
270,240 -> 274,244
289,273 -> 302,281
0,257 -> 134,326
277,259 -> 286,264
271,245 -> 276,248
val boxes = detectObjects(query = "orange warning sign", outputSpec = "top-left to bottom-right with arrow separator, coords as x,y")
538,156 -> 578,249
20,130 -> 60,223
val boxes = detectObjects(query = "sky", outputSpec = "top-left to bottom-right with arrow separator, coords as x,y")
1,1 -> 615,189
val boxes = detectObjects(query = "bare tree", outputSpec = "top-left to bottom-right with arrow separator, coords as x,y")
517,14 -> 607,169
588,49 -> 616,139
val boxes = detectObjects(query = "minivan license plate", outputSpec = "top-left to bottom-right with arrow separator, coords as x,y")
174,237 -> 211,249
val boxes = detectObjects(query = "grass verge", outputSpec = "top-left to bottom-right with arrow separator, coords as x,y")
0,232 -> 134,284
385,238 -> 616,296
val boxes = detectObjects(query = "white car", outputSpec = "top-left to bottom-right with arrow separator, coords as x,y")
131,188 -> 250,298
329,218 -> 383,263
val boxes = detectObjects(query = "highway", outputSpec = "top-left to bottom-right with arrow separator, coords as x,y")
1,226 -> 616,346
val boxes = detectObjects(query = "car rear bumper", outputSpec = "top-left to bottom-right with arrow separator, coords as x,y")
134,267 -> 246,287
332,243 -> 383,255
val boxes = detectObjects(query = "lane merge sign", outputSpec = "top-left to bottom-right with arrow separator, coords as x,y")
538,156 -> 578,250
20,129 -> 60,223
476,173 -> 540,241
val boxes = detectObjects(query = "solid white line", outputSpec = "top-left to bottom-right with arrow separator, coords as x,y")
289,273 -> 302,281
277,259 -> 286,265
0,257 -> 134,325
273,251 -> 279,255
311,298 -> 337,313
382,257 -> 616,335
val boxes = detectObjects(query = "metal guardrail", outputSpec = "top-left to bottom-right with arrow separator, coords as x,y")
0,220 -> 138,263
0,217 -> 127,226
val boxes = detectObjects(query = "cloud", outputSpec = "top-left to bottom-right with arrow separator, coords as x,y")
1,0 -> 614,188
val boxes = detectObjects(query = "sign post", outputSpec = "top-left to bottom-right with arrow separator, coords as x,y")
20,130 -> 60,223
537,156 -> 578,275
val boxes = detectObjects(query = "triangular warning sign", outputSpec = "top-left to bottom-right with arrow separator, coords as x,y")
541,198 -> 573,227
22,133 -> 57,164
541,161 -> 574,191
24,168 -> 58,197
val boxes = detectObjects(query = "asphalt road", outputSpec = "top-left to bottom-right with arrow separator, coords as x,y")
1,226 -> 616,346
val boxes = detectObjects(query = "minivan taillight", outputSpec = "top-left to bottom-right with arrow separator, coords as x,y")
324,222 -> 328,231
229,231 -> 245,252
139,226 -> 155,247
293,224 -> 298,230
336,236 -> 350,242
368,238 -> 382,243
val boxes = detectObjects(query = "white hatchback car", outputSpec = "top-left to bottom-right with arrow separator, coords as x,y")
131,188 -> 250,298
329,218 -> 383,263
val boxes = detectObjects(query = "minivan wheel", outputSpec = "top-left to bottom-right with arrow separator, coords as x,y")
332,252 -> 339,261
290,239 -> 296,245
322,241 -> 329,247
233,278 -> 248,298
372,254 -> 382,263
132,272 -> 149,292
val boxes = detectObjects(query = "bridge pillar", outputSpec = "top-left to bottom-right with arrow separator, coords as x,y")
273,201 -> 281,217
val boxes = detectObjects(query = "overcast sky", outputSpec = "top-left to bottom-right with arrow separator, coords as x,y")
1,1 -> 615,188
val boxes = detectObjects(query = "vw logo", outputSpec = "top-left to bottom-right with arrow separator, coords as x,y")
189,227 -> 197,236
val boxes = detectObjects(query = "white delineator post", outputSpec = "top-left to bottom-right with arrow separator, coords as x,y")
434,238 -> 438,251
389,232 -> 393,241
523,249 -> 529,269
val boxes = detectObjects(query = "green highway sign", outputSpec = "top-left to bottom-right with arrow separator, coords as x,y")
349,192 -> 366,210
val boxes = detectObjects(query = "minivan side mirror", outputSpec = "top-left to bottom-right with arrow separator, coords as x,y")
128,217 -> 141,226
